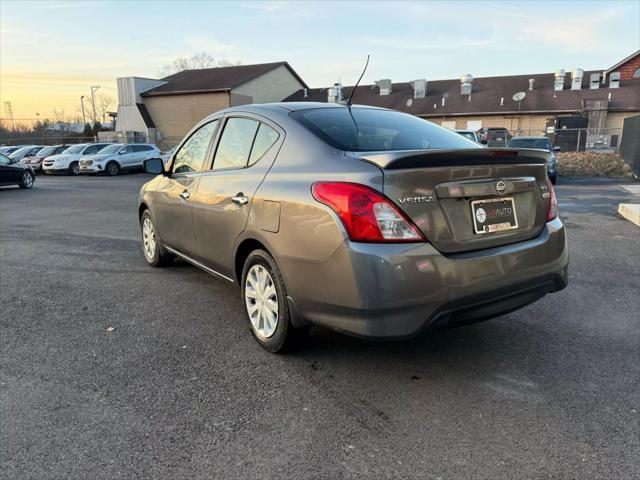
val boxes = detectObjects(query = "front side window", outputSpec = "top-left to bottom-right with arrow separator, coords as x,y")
173,120 -> 219,174
291,107 -> 480,152
213,118 -> 260,170
64,145 -> 85,155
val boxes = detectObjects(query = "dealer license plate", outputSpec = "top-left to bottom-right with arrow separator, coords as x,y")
471,197 -> 518,234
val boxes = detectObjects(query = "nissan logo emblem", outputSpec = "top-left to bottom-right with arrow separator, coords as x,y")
496,181 -> 506,193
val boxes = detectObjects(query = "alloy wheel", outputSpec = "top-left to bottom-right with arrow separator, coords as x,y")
245,264 -> 279,339
70,163 -> 79,175
142,217 -> 156,260
23,172 -> 33,188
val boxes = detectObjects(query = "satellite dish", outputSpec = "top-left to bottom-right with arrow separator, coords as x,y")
406,98 -> 413,107
512,91 -> 527,102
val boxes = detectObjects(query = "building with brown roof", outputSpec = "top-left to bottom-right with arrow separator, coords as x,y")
285,51 -> 640,146
115,62 -> 307,147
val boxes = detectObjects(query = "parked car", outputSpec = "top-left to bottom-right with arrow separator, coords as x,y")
79,143 -> 161,176
454,129 -> 480,143
508,136 -> 560,184
0,153 -> 35,189
21,144 -> 69,173
0,145 -> 28,156
477,127 -> 512,147
138,103 -> 568,352
8,145 -> 44,162
42,143 -> 110,175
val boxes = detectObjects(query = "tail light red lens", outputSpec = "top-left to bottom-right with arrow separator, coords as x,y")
312,182 -> 425,243
546,178 -> 559,221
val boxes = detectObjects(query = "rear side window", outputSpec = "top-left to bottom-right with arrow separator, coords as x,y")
213,118 -> 259,170
133,145 -> 153,152
291,107 -> 480,152
173,120 -> 219,174
249,124 -> 279,165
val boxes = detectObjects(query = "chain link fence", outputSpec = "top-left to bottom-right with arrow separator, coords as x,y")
509,128 -> 624,152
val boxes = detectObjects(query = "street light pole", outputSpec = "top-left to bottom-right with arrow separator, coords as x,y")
90,86 -> 100,125
80,96 -> 86,125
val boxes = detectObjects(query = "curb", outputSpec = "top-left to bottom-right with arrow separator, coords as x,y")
618,204 -> 640,227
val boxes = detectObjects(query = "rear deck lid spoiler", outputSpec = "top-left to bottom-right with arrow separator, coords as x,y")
350,148 -> 548,170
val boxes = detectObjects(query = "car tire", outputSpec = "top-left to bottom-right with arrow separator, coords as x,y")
105,161 -> 119,176
241,249 -> 307,353
18,170 -> 35,189
140,210 -> 173,267
68,161 -> 80,175
550,173 -> 557,185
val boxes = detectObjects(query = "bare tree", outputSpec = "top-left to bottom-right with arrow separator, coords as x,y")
159,52 -> 241,77
95,93 -> 116,123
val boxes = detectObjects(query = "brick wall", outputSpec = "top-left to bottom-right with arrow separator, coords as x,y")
143,92 -> 230,140
611,53 -> 640,81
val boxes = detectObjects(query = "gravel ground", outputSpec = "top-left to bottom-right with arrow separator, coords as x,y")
1,174 -> 639,480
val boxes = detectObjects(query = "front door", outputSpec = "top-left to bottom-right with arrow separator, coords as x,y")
153,119 -> 220,256
191,116 -> 283,278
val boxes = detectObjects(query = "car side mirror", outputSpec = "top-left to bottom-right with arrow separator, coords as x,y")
144,158 -> 165,175
553,146 -> 561,152
480,139 -> 488,145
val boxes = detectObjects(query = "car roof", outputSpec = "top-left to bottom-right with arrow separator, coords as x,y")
510,136 -> 549,140
223,101 -> 388,115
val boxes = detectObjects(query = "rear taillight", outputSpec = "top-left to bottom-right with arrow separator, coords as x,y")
312,182 -> 425,243
546,178 -> 559,221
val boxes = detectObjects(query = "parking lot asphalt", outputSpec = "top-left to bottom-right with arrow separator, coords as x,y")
1,174 -> 639,480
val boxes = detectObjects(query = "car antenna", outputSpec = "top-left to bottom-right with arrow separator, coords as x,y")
345,54 -> 370,106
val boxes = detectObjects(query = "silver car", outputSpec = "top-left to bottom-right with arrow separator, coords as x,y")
139,103 -> 568,352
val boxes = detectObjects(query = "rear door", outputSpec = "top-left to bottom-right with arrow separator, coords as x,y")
153,119 -> 220,256
191,115 -> 283,278
0,154 -> 19,184
132,145 -> 155,167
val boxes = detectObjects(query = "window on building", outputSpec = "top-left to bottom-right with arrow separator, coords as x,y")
173,120 -> 219,174
633,68 -> 640,79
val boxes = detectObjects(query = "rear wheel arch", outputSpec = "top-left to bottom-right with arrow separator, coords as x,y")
235,238 -> 268,283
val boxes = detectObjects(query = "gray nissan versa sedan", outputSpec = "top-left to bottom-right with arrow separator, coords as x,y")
138,103 -> 568,352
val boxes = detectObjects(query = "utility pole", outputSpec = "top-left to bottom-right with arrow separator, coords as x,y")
3,101 -> 15,131
90,86 -> 100,125
80,96 -> 87,125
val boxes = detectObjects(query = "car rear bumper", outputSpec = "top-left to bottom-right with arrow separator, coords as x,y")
287,218 -> 569,338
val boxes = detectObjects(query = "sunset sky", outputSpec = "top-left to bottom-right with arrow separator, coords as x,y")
1,0 -> 638,124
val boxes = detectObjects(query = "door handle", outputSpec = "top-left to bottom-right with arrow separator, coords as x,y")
231,193 -> 249,205
179,190 -> 190,200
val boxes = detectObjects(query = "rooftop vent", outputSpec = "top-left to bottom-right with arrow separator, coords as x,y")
410,79 -> 426,98
571,68 -> 584,90
554,69 -> 565,91
589,73 -> 600,90
460,73 -> 473,95
327,83 -> 343,103
528,78 -> 535,91
609,72 -> 620,88
375,79 -> 392,95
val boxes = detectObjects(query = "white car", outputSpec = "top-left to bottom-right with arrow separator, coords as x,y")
43,143 -> 111,175
79,143 -> 161,176
454,130 -> 480,143
8,145 -> 43,161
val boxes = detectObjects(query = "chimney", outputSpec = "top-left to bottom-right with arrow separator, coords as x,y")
554,69 -> 565,91
410,79 -> 426,98
571,68 -> 584,90
327,83 -> 343,103
375,79 -> 392,95
460,73 -> 473,95
528,78 -> 535,91
589,73 -> 600,90
609,72 -> 621,88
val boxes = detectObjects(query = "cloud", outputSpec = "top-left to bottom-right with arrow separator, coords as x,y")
184,35 -> 238,54
358,36 -> 494,50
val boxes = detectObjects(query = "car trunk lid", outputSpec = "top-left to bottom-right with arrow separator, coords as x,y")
351,148 -> 551,253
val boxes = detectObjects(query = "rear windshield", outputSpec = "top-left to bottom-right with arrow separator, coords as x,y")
509,138 -> 552,150
290,107 -> 480,152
